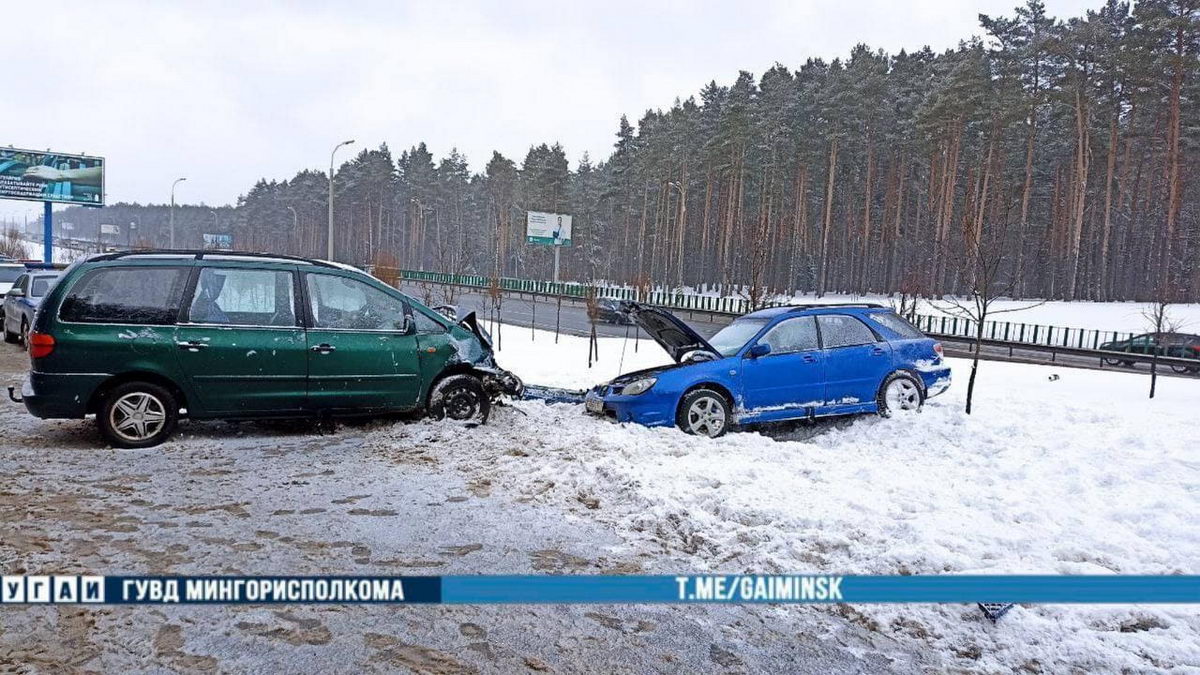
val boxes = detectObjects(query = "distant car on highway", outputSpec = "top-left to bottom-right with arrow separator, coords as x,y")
1099,332 -> 1200,372
0,262 -> 26,296
3,270 -> 62,347
584,302 -> 951,437
592,297 -> 634,325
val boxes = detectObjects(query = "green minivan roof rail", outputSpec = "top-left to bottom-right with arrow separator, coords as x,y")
88,250 -> 341,269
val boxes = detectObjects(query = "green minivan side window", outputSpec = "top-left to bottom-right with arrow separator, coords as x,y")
188,268 -> 297,327
306,273 -> 407,331
60,266 -> 190,325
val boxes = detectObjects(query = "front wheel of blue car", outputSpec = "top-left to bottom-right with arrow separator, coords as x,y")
677,389 -> 731,438
877,372 -> 923,417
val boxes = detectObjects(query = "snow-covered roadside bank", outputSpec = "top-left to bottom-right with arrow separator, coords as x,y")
366,326 -> 1200,670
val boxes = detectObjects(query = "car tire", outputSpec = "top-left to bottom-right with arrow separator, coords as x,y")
676,388 -> 731,438
97,381 -> 179,449
876,371 -> 924,418
2,316 -> 17,344
19,319 -> 29,350
428,374 -> 490,426
1102,357 -> 1123,366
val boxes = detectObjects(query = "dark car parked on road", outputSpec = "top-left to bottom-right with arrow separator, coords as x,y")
593,297 -> 635,325
13,250 -> 522,448
1099,332 -> 1200,373
3,270 -> 62,347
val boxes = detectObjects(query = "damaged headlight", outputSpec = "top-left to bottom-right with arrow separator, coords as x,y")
621,377 -> 657,396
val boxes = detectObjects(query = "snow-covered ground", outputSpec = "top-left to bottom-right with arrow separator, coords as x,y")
413,325 -> 1200,670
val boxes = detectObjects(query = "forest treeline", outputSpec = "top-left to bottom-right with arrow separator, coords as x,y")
60,0 -> 1199,302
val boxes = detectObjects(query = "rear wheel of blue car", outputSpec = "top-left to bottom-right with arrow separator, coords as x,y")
677,388 -> 731,438
877,372 -> 923,417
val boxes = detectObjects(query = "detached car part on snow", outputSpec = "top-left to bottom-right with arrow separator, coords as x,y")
584,301 -> 951,437
13,250 -> 522,448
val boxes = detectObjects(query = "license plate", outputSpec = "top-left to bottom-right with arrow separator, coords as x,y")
585,397 -> 604,414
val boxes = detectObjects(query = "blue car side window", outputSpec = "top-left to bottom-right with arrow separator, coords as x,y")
817,315 -> 878,348
759,316 -> 819,354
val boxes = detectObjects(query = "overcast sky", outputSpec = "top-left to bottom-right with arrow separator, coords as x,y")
4,0 -> 1095,218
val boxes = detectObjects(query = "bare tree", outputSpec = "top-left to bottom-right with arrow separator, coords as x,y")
889,270 -> 925,320
1142,290 -> 1184,399
932,224 -> 1044,414
0,229 -> 29,259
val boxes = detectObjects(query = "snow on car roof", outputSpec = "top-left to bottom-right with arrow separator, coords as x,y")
741,303 -> 886,319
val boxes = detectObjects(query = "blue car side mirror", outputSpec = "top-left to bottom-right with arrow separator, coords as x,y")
748,343 -> 771,358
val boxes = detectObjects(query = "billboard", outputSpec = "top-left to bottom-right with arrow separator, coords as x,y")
0,147 -> 105,206
526,211 -> 571,246
203,233 -> 233,250
100,223 -> 119,236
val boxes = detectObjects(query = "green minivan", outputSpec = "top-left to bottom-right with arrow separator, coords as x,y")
15,251 -> 522,448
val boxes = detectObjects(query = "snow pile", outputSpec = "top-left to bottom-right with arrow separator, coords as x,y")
372,326 -> 1200,670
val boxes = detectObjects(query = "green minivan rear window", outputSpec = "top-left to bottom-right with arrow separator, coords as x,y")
60,266 -> 190,325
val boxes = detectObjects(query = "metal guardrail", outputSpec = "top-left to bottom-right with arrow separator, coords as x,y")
395,269 -> 1200,374
929,333 -> 1200,371
396,268 -> 1151,351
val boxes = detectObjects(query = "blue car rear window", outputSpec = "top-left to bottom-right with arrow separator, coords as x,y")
868,311 -> 925,339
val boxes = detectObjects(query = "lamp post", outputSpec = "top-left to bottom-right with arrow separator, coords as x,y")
169,177 -> 187,248
327,139 -> 355,260
668,181 -> 687,289
128,217 -> 138,249
287,205 -> 299,254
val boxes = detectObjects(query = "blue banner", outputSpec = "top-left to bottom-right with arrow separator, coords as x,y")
1,574 -> 1196,605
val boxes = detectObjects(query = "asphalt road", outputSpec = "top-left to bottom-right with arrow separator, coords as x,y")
401,283 -> 1200,381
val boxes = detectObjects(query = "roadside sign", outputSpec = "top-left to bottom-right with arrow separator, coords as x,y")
0,147 -> 105,207
526,211 -> 571,247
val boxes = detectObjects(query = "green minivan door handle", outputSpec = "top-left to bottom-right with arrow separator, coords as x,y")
176,340 -> 209,351
310,343 -> 336,354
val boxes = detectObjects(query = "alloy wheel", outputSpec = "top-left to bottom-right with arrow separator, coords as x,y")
885,378 -> 921,412
108,392 -> 168,443
686,396 -> 726,437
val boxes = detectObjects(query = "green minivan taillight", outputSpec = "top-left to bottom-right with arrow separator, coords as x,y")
28,332 -> 55,359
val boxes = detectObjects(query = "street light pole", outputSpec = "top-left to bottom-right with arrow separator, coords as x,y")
286,205 -> 299,254
327,139 -> 355,260
169,177 -> 187,248
668,181 -> 687,289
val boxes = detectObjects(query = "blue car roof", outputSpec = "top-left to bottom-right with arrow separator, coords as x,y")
740,303 -> 885,320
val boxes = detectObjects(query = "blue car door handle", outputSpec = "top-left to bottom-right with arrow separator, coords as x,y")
871,346 -> 886,355
802,353 -> 816,363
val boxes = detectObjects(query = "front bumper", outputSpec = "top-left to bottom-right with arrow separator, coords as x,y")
583,386 -> 675,427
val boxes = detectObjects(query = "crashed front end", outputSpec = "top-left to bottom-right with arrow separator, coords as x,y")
453,311 -> 525,400
583,365 -> 681,427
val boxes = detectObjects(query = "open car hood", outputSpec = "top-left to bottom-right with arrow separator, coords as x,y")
621,301 -> 719,363
458,311 -> 492,350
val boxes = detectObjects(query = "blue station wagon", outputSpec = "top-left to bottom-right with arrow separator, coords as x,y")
584,303 -> 951,437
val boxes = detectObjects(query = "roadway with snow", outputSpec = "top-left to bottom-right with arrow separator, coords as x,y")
0,320 -> 1197,670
